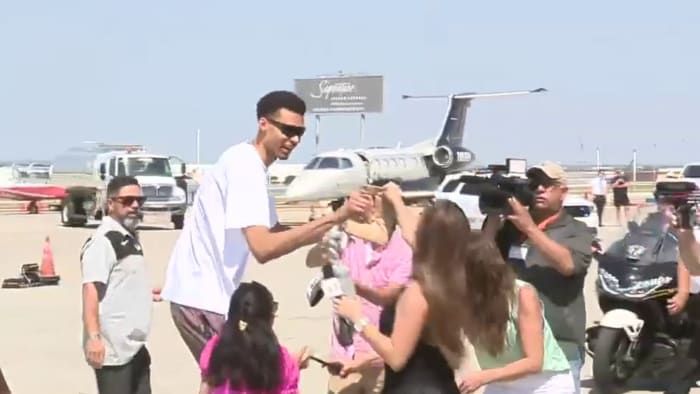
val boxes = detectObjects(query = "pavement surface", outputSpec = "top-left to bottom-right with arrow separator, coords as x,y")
0,206 -> 698,393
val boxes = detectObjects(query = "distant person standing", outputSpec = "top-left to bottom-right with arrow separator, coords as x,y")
611,170 -> 631,224
589,170 -> 608,227
80,176 -> 152,394
160,90 -> 372,365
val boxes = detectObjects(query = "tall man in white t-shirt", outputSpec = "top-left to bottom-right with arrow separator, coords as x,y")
160,90 -> 373,362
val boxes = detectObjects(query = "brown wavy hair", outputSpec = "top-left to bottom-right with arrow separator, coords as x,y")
461,234 -> 516,356
412,200 -> 516,361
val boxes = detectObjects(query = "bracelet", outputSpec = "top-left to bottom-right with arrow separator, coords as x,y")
88,332 -> 101,340
353,317 -> 370,333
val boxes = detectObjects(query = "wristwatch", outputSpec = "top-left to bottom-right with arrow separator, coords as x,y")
88,332 -> 101,341
353,317 -> 370,333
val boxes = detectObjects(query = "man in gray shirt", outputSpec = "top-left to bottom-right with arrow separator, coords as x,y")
483,161 -> 593,394
81,176 -> 153,394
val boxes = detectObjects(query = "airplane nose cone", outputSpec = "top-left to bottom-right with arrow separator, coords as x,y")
284,176 -> 312,201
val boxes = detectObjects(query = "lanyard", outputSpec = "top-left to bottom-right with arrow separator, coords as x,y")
518,212 -> 560,243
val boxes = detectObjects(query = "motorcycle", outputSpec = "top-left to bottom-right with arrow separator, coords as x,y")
585,212 -> 696,392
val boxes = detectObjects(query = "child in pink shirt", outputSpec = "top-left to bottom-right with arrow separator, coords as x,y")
199,281 -> 310,394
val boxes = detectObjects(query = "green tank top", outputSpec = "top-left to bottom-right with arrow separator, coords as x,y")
473,279 -> 570,372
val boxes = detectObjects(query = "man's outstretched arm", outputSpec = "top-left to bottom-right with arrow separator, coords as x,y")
244,193 -> 372,264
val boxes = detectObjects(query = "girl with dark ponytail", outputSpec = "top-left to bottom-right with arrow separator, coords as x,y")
199,281 -> 310,394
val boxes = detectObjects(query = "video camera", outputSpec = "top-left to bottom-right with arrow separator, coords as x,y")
654,180 -> 700,229
456,159 -> 535,215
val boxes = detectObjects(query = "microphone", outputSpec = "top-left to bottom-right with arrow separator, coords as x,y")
318,226 -> 356,347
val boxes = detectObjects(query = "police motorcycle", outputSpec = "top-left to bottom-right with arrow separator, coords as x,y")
585,210 -> 696,392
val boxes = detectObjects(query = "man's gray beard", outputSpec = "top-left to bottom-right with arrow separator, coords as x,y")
122,216 -> 140,233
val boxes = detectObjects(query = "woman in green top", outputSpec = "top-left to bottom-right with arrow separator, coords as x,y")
457,237 -> 575,393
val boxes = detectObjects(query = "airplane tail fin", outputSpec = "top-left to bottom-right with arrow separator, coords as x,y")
402,88 -> 547,148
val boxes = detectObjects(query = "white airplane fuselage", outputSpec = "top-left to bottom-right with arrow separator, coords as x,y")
283,87 -> 546,202
284,147 -> 434,201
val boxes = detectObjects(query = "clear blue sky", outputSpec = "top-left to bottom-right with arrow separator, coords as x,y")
1,1 -> 698,166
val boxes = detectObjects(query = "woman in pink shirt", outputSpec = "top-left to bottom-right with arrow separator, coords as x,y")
199,281 -> 311,394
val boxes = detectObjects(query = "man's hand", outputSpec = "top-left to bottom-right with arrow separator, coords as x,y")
335,191 -> 373,223
668,291 -> 690,315
152,287 -> 163,302
506,197 -> 537,234
85,335 -> 105,369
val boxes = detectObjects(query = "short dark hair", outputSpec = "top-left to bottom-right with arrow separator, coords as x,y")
107,176 -> 139,197
256,90 -> 306,119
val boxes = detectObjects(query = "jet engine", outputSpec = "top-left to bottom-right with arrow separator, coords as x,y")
431,145 -> 475,170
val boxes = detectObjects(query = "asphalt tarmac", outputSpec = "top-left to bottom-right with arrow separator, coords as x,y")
0,206 -> 697,393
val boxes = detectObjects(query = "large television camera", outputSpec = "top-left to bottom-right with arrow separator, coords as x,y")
457,159 -> 535,215
654,180 -> 700,229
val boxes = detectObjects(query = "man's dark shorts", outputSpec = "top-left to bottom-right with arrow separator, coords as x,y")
170,302 -> 226,363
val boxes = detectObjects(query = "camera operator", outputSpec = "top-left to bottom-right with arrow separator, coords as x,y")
482,161 -> 593,393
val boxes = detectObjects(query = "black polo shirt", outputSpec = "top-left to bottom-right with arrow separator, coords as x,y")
494,211 -> 593,361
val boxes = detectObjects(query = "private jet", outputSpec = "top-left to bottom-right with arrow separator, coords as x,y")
283,88 -> 547,202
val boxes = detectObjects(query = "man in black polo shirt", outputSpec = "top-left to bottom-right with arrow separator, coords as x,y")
483,161 -> 593,393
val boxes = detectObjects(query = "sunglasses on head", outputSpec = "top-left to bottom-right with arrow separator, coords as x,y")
112,196 -> 146,206
266,117 -> 305,138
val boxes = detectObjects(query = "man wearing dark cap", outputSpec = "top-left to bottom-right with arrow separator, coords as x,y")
483,161 -> 593,393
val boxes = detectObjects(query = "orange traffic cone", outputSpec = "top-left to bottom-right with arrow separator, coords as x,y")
40,236 -> 56,277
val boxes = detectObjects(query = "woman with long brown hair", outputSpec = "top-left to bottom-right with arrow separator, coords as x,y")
334,192 -> 467,393
334,183 -> 574,393
456,234 -> 574,393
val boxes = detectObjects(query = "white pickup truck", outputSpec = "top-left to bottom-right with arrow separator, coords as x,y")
434,172 -> 599,233
53,149 -> 189,229
681,163 -> 700,189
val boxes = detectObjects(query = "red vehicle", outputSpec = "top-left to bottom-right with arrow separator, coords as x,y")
0,165 -> 66,213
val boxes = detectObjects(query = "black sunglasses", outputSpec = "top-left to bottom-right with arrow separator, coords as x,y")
112,196 -> 147,207
266,117 -> 305,138
527,177 -> 559,191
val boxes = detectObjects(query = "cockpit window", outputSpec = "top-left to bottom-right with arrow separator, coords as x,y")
318,157 -> 339,169
304,157 -> 321,169
305,156 -> 353,170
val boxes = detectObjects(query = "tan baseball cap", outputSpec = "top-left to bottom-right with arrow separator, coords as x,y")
526,161 -> 568,185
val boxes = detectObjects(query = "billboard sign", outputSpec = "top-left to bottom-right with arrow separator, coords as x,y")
294,75 -> 383,114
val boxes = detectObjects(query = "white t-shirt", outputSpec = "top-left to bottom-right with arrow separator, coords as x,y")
161,142 -> 278,315
590,177 -> 608,195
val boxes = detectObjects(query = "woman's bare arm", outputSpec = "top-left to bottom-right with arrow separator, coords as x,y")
477,285 -> 545,384
334,280 -> 428,371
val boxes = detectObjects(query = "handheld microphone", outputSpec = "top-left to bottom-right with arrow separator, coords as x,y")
319,226 -> 356,347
